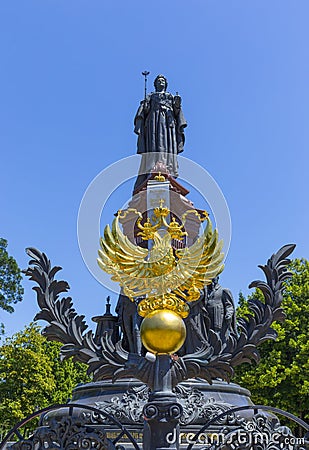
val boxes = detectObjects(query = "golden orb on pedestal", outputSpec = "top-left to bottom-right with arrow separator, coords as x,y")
140,309 -> 186,354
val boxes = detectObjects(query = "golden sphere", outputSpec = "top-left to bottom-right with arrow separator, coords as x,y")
140,309 -> 186,354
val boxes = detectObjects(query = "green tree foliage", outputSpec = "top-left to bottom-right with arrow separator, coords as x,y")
0,239 -> 23,334
0,323 -> 90,433
235,259 -> 309,428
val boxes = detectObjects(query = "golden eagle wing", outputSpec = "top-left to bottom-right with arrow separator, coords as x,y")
172,219 -> 224,292
98,217 -> 151,296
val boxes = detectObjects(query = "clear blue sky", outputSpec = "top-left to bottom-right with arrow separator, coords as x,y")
1,1 -> 308,337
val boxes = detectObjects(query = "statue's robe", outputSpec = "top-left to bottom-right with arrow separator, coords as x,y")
206,285 -> 237,342
134,91 -> 187,191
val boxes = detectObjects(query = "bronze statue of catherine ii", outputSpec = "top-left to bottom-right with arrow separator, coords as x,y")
133,75 -> 187,191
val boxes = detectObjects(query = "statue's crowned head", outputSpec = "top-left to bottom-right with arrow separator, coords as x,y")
154,74 -> 168,92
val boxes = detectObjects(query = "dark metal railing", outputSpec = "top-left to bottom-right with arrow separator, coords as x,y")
0,403 -> 141,450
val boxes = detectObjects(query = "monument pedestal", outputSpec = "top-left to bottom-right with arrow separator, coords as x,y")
42,378 -> 255,448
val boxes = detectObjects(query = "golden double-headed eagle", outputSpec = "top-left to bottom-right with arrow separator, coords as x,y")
97,208 -> 224,318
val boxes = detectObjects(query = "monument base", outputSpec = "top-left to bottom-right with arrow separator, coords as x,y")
43,378 -> 259,448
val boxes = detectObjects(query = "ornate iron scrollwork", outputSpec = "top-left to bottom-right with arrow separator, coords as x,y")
0,404 -> 141,450
10,416 -> 113,450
